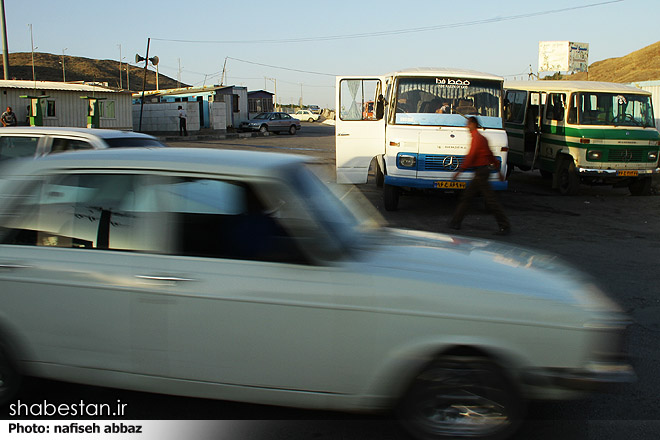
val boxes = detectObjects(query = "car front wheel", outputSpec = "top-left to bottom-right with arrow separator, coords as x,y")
259,125 -> 268,133
397,357 -> 523,440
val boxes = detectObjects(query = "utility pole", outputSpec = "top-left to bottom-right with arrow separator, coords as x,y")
0,0 -> 9,79
28,24 -> 36,86
266,77 -> 277,111
138,38 -> 150,132
177,58 -> 181,88
126,65 -> 130,91
117,44 -> 122,89
220,57 -> 227,86
61,48 -> 67,82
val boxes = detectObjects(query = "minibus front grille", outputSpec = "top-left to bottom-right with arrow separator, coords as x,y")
420,155 -> 466,171
608,149 -> 645,163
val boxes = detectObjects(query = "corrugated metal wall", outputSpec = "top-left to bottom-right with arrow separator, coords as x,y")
0,87 -> 133,130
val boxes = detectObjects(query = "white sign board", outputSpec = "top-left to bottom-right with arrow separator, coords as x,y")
538,41 -> 589,73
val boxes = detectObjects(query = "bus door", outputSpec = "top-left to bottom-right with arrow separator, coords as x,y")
525,91 -> 545,169
336,77 -> 386,184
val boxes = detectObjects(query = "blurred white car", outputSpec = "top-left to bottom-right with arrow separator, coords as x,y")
0,127 -> 166,162
289,109 -> 320,122
0,148 -> 633,440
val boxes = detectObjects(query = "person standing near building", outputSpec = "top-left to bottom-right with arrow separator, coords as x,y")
178,105 -> 188,136
448,116 -> 510,235
1,106 -> 17,126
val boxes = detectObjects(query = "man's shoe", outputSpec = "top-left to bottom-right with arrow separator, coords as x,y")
447,222 -> 461,230
494,227 -> 511,236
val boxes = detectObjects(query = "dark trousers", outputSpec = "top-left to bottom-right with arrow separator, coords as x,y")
450,167 -> 510,229
179,118 -> 188,136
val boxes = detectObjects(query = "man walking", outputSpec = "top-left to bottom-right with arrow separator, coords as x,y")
178,105 -> 188,136
448,117 -> 510,235
1,106 -> 17,127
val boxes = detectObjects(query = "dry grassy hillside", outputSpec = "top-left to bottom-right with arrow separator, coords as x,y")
0,52 -> 186,91
561,41 -> 660,83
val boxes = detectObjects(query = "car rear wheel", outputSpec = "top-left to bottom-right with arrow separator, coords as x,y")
308,118 -> 314,122
0,342 -> 21,406
397,357 -> 523,440
289,125 -> 297,135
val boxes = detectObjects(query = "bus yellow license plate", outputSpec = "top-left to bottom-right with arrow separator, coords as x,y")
617,170 -> 638,177
434,181 -> 466,189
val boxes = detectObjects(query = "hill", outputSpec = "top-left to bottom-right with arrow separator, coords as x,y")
556,40 -> 660,83
0,52 -> 188,91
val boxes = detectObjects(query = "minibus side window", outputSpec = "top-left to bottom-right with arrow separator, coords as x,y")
545,93 -> 566,121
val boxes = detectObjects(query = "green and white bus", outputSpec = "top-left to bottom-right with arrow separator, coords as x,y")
504,80 -> 659,195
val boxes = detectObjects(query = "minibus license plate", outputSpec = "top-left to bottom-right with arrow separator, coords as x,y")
617,170 -> 638,177
434,181 -> 466,189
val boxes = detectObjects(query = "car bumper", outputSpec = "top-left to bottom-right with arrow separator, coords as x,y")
522,361 -> 636,392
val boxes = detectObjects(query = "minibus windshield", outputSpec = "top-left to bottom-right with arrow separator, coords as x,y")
393,77 -> 502,129
568,92 -> 655,127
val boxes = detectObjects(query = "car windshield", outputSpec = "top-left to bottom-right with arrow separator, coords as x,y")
286,165 -> 380,257
568,92 -> 655,127
104,137 -> 167,148
253,113 -> 270,120
393,77 -> 503,129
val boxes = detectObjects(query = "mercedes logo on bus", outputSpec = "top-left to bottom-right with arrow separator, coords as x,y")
442,156 -> 461,171
623,149 -> 634,162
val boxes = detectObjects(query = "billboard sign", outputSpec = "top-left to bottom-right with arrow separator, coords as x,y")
538,41 -> 589,73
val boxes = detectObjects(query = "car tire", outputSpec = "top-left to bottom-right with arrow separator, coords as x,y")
259,125 -> 268,133
308,118 -> 314,122
289,125 -> 297,135
557,158 -> 580,195
383,183 -> 399,211
0,342 -> 21,406
397,356 -> 523,440
629,177 -> 652,196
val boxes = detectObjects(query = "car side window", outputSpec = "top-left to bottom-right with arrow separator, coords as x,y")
0,136 -> 40,161
50,138 -> 95,153
0,173 -> 165,253
159,177 -> 307,264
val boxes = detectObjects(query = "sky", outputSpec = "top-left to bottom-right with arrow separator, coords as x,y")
6,0 -> 659,109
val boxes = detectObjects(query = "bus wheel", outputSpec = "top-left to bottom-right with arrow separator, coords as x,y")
629,177 -> 652,196
384,184 -> 400,211
505,165 -> 514,179
375,164 -> 385,188
540,169 -> 553,179
558,159 -> 579,195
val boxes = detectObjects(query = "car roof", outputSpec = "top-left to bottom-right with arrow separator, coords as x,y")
5,147 -> 309,178
0,127 -> 159,139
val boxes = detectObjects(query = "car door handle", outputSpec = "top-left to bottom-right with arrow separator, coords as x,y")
0,263 -> 32,270
337,133 -> 350,136
135,275 -> 196,283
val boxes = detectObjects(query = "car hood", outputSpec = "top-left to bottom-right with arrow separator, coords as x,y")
350,228 -> 621,317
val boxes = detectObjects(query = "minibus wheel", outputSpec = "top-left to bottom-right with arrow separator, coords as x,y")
384,184 -> 400,211
557,158 -> 580,195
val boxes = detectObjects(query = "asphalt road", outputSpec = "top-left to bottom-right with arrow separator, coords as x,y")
4,122 -> 659,440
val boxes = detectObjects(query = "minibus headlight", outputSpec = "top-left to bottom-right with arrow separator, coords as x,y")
648,151 -> 658,161
398,154 -> 417,168
587,150 -> 603,161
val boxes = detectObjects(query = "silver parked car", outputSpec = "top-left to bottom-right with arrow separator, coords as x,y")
240,112 -> 301,134
0,127 -> 166,163
0,148 -> 633,440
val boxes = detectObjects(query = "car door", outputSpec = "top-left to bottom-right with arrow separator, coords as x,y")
126,174 -> 372,394
0,171 -> 172,376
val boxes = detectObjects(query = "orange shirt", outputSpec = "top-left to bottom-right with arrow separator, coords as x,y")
461,128 -> 496,170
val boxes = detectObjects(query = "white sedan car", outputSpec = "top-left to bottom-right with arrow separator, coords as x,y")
0,148 -> 633,440
289,109 -> 320,122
